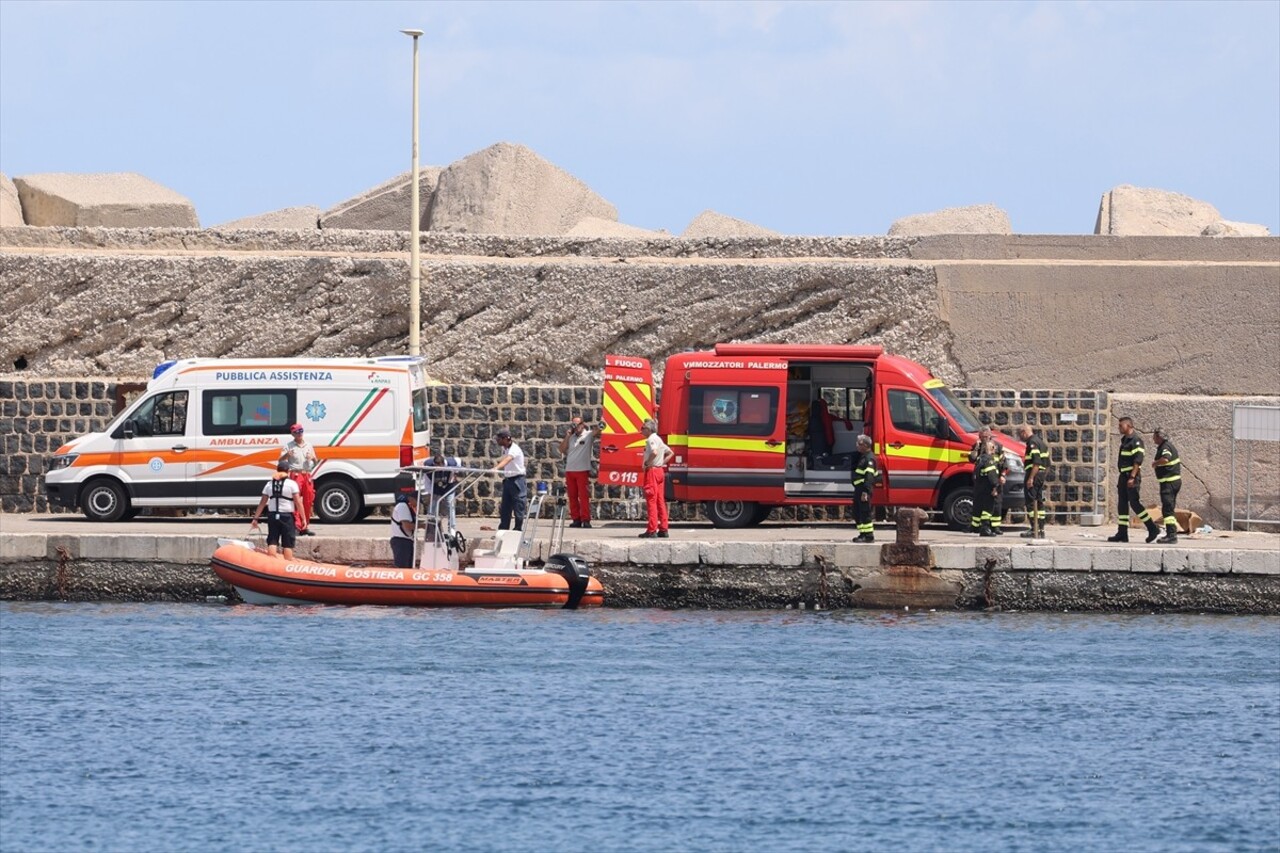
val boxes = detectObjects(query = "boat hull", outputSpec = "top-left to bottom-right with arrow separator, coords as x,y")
211,543 -> 603,608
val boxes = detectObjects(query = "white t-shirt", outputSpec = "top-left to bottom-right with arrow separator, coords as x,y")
261,477 -> 300,513
564,428 -> 594,473
644,433 -> 671,468
501,441 -> 526,478
390,501 -> 415,540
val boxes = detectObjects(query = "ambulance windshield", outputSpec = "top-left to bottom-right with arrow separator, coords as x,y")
928,385 -> 983,434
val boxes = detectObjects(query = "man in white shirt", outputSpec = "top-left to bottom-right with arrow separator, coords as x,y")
250,461 -> 302,559
639,418 -> 674,538
492,428 -> 527,531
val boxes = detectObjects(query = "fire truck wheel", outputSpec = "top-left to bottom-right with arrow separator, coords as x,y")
705,500 -> 757,529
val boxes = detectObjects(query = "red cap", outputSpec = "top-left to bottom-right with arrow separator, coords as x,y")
290,423 -> 304,433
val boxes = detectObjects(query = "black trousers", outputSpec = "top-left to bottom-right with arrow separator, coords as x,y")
499,476 -> 527,531
1159,480 -> 1181,526
1117,475 -> 1149,527
973,486 -> 995,526
390,537 -> 414,568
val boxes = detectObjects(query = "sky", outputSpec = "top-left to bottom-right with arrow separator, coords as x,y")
1,0 -> 1277,236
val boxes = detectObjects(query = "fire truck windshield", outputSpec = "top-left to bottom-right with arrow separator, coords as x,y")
928,385 -> 983,434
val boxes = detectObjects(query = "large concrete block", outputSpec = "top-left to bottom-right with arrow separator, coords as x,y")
321,169 -> 441,231
698,542 -> 725,565
0,172 -> 24,226
596,540 -> 631,565
566,217 -> 666,238
1010,544 -> 1054,570
216,206 -> 320,231
681,210 -> 778,238
429,143 -> 616,236
628,540 -> 667,564
721,541 -> 762,566
13,172 -> 199,228
1095,185 -> 1222,236
772,542 -> 805,567
888,204 -> 1012,237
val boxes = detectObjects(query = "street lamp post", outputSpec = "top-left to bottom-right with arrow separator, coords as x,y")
401,28 -> 424,357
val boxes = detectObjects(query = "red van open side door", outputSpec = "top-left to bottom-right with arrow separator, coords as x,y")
598,355 -> 653,489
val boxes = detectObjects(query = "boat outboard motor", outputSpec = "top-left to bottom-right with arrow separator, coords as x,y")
547,554 -> 592,610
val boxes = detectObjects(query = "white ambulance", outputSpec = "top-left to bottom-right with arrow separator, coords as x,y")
44,356 -> 431,523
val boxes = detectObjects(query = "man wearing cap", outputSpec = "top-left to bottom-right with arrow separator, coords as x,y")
492,428 -> 527,531
280,424 -> 318,536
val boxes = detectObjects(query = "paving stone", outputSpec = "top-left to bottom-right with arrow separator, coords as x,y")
772,542 -> 805,567
1233,549 -> 1280,575
698,542 -> 725,565
1092,548 -> 1132,573
666,541 -> 701,565
628,541 -> 666,564
596,540 -> 631,564
932,544 -> 977,569
1011,545 -> 1054,570
1204,549 -> 1234,573
0,534 -> 45,560
1053,547 -> 1093,571
974,546 -> 1012,571
1129,548 -> 1165,573
721,541 -> 762,566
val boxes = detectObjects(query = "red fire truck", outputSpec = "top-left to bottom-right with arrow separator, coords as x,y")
600,344 -> 1024,529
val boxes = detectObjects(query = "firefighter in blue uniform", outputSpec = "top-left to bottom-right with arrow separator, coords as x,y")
850,434 -> 877,543
1151,427 -> 1182,545
1108,416 -> 1161,543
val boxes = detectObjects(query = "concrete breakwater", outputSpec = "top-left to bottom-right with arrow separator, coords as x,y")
3,527 -> 1278,613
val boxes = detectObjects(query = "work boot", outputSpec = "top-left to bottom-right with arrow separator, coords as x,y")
1020,527 -> 1036,538
1107,527 -> 1129,543
569,521 -> 582,528
979,524 -> 996,538
1145,521 -> 1161,544
1157,524 -> 1178,545
1035,522 -> 1048,539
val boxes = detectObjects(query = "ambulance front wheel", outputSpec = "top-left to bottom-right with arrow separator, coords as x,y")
81,478 -> 130,523
705,499 -> 758,529
315,478 -> 362,524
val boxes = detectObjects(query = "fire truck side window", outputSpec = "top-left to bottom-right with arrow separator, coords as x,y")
689,386 -> 778,436
887,389 -> 942,437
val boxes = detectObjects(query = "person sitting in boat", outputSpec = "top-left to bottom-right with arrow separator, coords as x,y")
249,461 -> 301,560
390,491 -> 416,568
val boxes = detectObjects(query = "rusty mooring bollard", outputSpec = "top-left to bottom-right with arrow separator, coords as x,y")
882,507 -> 933,569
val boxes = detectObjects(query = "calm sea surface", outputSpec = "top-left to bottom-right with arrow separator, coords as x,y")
1,603 -> 1277,853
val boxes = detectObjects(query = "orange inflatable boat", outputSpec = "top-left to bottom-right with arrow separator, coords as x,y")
211,540 -> 603,608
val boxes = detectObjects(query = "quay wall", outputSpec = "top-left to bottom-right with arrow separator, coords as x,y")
2,533 -> 1278,613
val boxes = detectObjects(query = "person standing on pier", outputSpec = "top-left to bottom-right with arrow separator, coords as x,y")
1151,427 -> 1182,545
974,439 -> 1002,537
1018,424 -> 1050,539
280,424 -> 318,537
850,434 -> 878,543
1108,417 -> 1160,543
639,419 -> 674,538
558,416 -> 596,528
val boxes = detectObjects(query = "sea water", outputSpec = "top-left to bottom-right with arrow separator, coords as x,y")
1,604 -> 1277,853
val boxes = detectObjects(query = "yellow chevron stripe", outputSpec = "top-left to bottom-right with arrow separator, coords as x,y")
881,443 -> 969,463
605,380 -> 652,433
